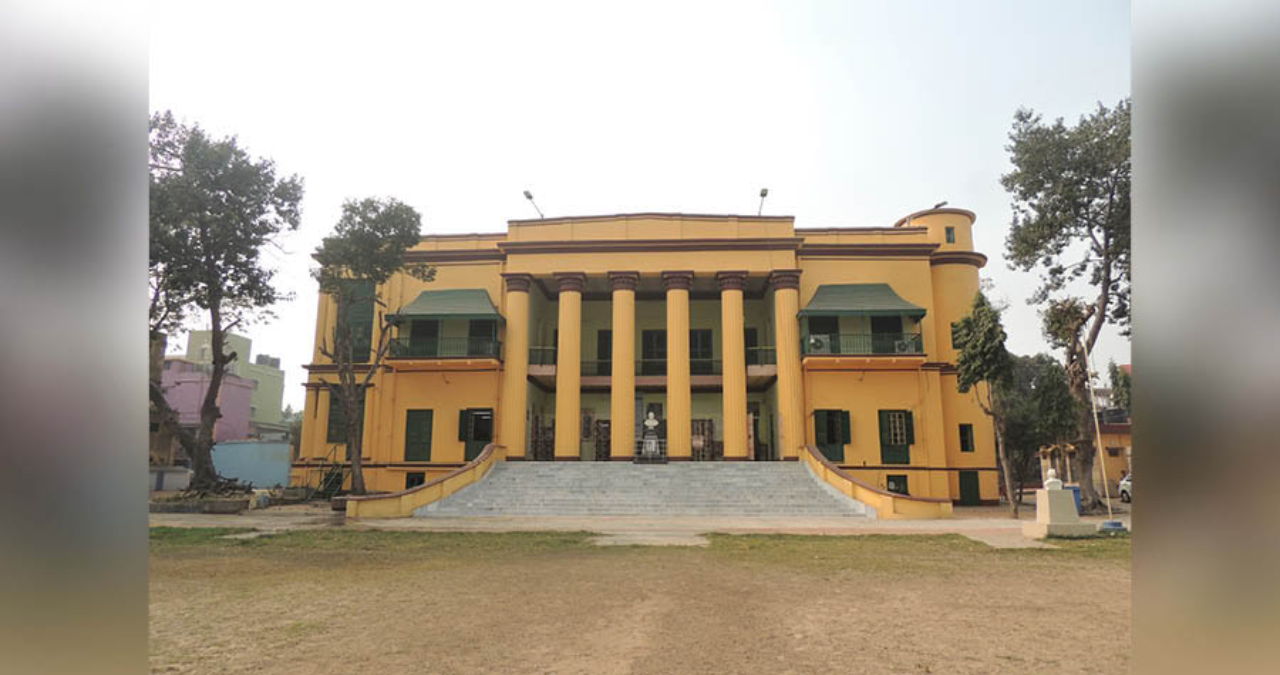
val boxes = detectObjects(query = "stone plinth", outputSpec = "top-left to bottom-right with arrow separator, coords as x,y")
1023,477 -> 1096,538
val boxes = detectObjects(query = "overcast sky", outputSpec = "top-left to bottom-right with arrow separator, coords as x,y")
150,0 -> 1131,411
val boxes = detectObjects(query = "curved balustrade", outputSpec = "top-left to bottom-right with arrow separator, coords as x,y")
801,444 -> 953,519
344,443 -> 504,518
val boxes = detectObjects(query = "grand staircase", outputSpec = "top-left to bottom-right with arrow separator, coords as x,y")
416,462 -> 871,518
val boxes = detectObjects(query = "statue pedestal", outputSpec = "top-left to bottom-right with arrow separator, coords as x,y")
635,431 -> 666,464
1022,487 -> 1096,538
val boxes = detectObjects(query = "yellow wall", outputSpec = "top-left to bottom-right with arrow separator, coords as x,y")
297,208 -> 995,512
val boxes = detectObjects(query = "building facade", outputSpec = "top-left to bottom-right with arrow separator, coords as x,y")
293,208 -> 998,504
185,331 -> 287,438
161,357 -> 255,443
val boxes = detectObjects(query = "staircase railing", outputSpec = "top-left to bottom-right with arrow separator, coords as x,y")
345,443 -> 504,518
801,444 -> 953,519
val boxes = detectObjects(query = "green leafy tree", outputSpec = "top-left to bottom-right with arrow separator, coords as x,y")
311,197 -> 434,495
282,404 -> 304,459
1108,360 -> 1131,414
148,111 -> 303,490
1001,354 -> 1080,502
1002,98 -> 1130,512
953,293 -> 1020,517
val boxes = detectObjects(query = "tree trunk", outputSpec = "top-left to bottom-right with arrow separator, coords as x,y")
346,392 -> 367,495
190,306 -> 229,490
1068,373 -> 1103,512
994,420 -> 1018,519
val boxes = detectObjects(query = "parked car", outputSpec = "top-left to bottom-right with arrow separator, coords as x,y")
1119,475 -> 1132,503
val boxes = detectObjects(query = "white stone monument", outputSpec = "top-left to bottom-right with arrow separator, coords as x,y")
641,411 -> 660,457
1022,469 -> 1097,538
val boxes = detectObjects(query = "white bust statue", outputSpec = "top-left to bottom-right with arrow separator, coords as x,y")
643,411 -> 659,431
1044,468 -> 1063,491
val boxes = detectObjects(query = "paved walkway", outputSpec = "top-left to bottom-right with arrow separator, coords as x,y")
148,503 -> 1130,549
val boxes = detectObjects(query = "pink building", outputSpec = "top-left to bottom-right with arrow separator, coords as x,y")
161,358 -> 254,442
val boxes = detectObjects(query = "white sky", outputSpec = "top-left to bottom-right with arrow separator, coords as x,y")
149,0 -> 1132,411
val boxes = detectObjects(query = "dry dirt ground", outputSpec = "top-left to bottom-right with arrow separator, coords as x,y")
150,529 -> 1130,675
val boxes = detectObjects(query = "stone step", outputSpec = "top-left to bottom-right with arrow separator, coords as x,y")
415,462 -> 871,518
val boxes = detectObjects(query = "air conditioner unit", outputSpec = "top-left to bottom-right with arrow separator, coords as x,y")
808,335 -> 831,354
893,339 -> 914,354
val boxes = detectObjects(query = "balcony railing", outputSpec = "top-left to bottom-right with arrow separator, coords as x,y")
802,332 -> 924,356
529,346 -> 557,365
388,336 -> 501,359
637,359 -> 667,376
746,346 -> 776,365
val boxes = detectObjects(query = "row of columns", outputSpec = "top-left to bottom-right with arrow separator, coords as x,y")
498,270 -> 804,461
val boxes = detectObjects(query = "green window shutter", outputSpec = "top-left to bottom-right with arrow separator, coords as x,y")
840,411 -> 852,444
878,410 -> 891,446
326,393 -> 346,443
405,410 -> 434,461
904,411 -> 915,445
960,424 -> 974,452
458,409 -> 470,441
945,226 -> 955,243
814,411 -> 829,445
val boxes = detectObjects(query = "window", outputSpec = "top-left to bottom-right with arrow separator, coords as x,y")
744,328 -> 759,365
959,424 -> 975,452
404,410 -> 434,461
405,472 -> 426,489
596,330 -> 612,376
690,329 -> 713,374
641,330 -> 666,374
886,474 -> 909,495
334,280 -> 375,363
468,319 -> 497,356
1106,447 -> 1123,457
326,391 -> 366,444
878,410 -> 914,464
945,226 -> 956,244
813,410 -> 851,462
807,316 -> 840,354
409,319 -> 439,357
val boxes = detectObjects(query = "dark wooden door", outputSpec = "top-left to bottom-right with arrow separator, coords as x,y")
813,409 -> 849,462
807,316 -> 840,354
404,410 -> 433,461
409,319 -> 439,357
641,330 -> 666,374
959,470 -> 981,506
870,316 -> 903,354
459,408 -> 493,461
596,330 -> 612,376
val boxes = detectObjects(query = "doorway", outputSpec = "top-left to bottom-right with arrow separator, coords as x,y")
459,408 -> 493,461
959,470 -> 981,506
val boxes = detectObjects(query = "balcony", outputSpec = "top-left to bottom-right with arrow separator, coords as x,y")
801,332 -> 924,356
387,336 -> 502,359
526,349 -> 776,391
746,346 -> 776,365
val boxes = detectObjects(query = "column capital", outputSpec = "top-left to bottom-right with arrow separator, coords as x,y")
501,273 -> 533,293
553,272 -> 587,293
661,270 -> 694,291
767,269 -> 802,291
608,271 -> 640,291
716,270 -> 749,292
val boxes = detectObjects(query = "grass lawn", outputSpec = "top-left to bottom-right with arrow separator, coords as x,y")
149,528 -> 1130,675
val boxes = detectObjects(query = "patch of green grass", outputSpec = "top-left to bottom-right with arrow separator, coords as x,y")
149,526 -> 255,547
705,533 -> 991,575
242,529 -> 596,552
1041,533 -> 1131,559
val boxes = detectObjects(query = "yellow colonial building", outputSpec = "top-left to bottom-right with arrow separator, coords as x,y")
293,207 -> 998,507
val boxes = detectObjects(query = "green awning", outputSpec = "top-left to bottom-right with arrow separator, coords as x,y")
393,289 -> 503,323
798,284 -> 926,318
